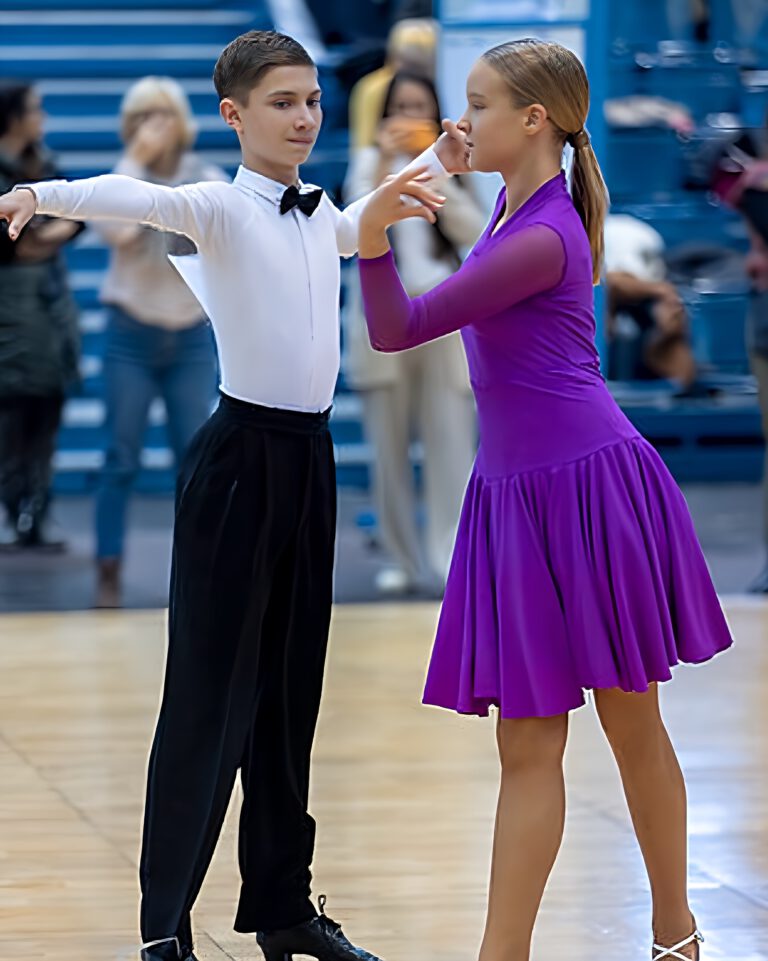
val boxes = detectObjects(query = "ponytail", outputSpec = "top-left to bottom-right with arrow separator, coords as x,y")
570,139 -> 609,285
482,39 -> 609,284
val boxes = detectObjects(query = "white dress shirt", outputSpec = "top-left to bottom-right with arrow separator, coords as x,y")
21,147 -> 447,412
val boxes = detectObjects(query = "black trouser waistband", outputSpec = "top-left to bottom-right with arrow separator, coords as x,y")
217,390 -> 331,434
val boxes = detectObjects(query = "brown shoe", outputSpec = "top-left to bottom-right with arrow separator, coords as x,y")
95,557 -> 122,608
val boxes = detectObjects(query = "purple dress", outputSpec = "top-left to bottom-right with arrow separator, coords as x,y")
359,171 -> 733,718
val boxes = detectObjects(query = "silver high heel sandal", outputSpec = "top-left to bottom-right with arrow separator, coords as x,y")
652,926 -> 704,960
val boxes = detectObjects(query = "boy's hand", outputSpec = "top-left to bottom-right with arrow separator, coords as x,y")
434,119 -> 471,175
0,188 -> 37,241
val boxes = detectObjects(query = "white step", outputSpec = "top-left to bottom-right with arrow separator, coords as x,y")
0,10 -> 253,25
0,43 -> 224,61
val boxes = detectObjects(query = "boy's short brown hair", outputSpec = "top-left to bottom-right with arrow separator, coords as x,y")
213,30 -> 315,104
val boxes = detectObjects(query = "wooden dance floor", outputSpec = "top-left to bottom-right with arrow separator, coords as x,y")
0,600 -> 766,961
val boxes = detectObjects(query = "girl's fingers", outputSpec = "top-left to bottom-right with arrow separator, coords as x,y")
398,175 -> 445,200
412,206 -> 437,224
392,163 -> 431,186
400,181 -> 445,209
394,203 -> 437,224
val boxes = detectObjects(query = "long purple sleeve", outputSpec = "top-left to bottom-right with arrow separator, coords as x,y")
359,223 -> 566,352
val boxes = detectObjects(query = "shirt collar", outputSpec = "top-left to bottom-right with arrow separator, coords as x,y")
234,164 -> 305,207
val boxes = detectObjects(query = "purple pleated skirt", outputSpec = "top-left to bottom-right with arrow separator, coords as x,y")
423,436 -> 733,719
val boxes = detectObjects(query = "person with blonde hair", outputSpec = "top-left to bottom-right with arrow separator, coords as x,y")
93,76 -> 227,607
348,17 -> 437,150
357,38 -> 732,961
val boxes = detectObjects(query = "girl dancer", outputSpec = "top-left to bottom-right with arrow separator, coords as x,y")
357,39 -> 732,961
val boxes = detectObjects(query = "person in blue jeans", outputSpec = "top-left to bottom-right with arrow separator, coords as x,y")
94,77 -> 226,606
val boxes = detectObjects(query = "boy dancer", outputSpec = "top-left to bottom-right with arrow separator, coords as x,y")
0,30 -> 459,961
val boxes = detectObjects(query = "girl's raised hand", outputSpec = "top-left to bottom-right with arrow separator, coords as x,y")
360,164 -> 446,234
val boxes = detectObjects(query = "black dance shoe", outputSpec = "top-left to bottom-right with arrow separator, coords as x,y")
257,896 -> 384,961
140,936 -> 198,961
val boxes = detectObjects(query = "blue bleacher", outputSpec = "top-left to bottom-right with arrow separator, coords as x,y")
0,1 -> 365,492
603,5 -> 767,476
613,386 -> 764,482
2,2 -> 766,489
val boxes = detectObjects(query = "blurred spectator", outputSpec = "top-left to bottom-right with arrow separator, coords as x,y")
348,18 -> 437,151
730,0 -> 768,62
666,0 -> 711,42
721,128 -> 768,591
343,71 -> 484,594
93,77 -> 226,608
604,214 -> 698,389
0,81 -> 83,551
667,0 -> 768,56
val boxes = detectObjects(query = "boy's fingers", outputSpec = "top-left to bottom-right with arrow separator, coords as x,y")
441,118 -> 463,138
6,209 -> 24,240
8,217 -> 23,240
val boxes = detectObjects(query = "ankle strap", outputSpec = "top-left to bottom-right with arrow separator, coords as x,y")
652,928 -> 704,960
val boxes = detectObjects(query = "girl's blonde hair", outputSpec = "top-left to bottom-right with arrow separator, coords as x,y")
483,39 -> 609,284
120,76 -> 197,149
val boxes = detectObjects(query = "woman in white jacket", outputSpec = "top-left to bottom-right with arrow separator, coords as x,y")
343,71 -> 485,594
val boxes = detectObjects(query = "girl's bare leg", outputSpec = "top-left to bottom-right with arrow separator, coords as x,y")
594,685 -> 698,958
477,713 -> 569,961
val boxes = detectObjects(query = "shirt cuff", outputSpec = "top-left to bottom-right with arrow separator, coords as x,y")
13,180 -> 67,215
407,145 -> 450,181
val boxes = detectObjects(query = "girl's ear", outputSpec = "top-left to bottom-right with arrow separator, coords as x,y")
524,104 -> 549,133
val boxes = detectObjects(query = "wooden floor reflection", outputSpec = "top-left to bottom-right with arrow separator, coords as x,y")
0,600 -> 766,960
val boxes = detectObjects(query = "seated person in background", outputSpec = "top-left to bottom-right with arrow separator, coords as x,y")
604,213 -> 698,390
719,130 -> 768,592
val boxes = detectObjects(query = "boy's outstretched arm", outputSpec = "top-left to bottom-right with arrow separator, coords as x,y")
0,174 -> 218,246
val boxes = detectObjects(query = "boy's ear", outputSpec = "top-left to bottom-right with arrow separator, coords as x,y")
220,98 -> 243,133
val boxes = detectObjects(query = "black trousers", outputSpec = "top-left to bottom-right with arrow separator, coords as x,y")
0,393 -> 64,521
139,393 -> 337,945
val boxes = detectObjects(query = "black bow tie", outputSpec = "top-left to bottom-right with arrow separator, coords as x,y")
280,184 -> 324,217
